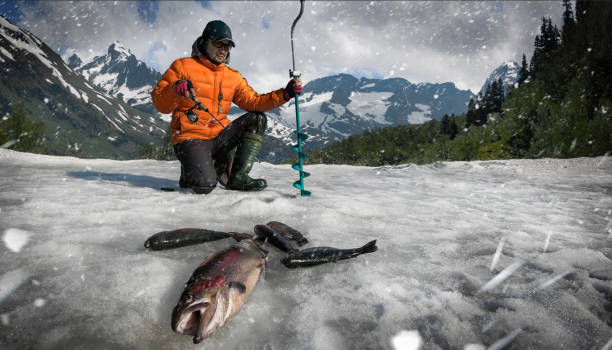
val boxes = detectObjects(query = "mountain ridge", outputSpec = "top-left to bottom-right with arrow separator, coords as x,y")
0,15 -> 168,159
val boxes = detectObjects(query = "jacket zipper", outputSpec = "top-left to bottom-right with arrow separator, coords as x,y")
218,82 -> 223,115
213,72 -> 218,123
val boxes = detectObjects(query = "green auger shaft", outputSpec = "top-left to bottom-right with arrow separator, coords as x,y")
289,0 -> 310,197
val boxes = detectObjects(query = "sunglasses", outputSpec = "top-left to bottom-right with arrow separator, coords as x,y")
211,41 -> 232,50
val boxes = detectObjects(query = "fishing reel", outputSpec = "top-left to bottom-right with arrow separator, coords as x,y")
184,92 -> 210,124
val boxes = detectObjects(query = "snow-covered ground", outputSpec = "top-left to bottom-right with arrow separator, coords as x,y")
0,148 -> 611,350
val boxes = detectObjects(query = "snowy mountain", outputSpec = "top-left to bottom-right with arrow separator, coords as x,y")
0,15 -> 168,159
69,41 -> 474,154
479,61 -> 520,96
260,74 -> 475,149
1,147 -> 611,349
71,42 -> 162,115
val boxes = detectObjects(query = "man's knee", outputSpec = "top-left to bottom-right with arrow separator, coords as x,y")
245,112 -> 267,135
191,185 -> 216,194
182,168 -> 217,194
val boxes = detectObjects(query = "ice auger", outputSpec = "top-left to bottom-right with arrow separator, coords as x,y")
289,0 -> 310,197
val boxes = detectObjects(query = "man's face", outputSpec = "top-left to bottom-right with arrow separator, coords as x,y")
205,39 -> 231,64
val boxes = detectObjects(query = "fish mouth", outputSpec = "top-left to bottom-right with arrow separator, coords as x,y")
172,288 -> 232,344
172,301 -> 210,337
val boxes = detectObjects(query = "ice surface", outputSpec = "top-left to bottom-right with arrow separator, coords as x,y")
0,149 -> 610,349
603,337 -> 612,350
478,261 -> 523,293
2,228 -> 29,252
0,269 -> 29,302
463,344 -> 485,350
487,328 -> 522,350
391,330 -> 422,350
489,238 -> 504,271
537,270 -> 573,290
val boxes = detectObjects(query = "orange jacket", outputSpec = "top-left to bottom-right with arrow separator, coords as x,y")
151,56 -> 287,145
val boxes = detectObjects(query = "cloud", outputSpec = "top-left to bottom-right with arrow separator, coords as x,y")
9,1 -> 563,93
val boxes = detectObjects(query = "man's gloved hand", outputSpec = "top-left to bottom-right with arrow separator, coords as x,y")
175,80 -> 194,97
283,78 -> 303,101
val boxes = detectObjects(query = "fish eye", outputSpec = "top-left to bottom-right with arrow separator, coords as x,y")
185,294 -> 193,303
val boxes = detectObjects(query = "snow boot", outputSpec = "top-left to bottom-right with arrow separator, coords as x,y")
226,132 -> 267,191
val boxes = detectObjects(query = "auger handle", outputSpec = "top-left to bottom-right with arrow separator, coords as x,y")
290,0 -> 305,74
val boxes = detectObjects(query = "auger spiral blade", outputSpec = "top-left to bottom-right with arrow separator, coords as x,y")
291,164 -> 311,177
294,131 -> 309,142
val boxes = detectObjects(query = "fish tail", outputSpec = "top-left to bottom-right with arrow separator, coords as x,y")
359,240 -> 378,254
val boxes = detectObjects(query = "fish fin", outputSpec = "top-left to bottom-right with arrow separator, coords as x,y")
230,232 -> 252,241
229,281 -> 247,293
254,225 -> 269,240
259,245 -> 269,256
267,221 -> 309,247
359,240 -> 378,254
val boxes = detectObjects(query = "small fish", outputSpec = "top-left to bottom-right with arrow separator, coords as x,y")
144,228 -> 252,251
172,240 -> 266,344
281,240 -> 377,268
254,224 -> 298,254
265,221 -> 309,246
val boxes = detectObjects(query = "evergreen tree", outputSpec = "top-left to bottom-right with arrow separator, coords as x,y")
474,92 -> 487,127
466,98 -> 477,128
530,17 -> 561,78
518,53 -> 529,85
529,19 -> 546,76
482,82 -> 495,120
491,78 -> 505,113
575,0 -> 587,23
0,101 -> 45,152
561,0 -> 575,44
440,114 -> 451,135
449,118 -> 458,140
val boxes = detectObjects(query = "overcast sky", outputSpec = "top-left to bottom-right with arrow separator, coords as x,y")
1,1 -> 564,93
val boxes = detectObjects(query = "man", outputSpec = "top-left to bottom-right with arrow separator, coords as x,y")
152,20 -> 302,194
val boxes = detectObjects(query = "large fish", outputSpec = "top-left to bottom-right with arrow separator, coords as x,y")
171,240 -> 266,344
281,240 -> 377,268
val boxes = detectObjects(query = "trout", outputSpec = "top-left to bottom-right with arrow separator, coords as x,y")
144,228 -> 251,251
171,240 -> 266,344
281,240 -> 377,268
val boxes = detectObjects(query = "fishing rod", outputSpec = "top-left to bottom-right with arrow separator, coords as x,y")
289,0 -> 311,197
184,90 -> 242,146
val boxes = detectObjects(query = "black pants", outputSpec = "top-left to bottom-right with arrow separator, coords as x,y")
173,112 -> 267,192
